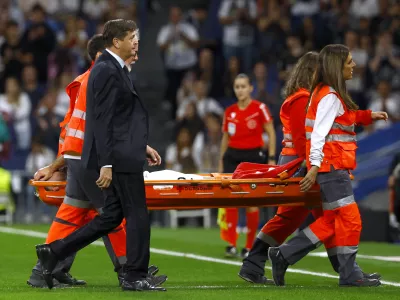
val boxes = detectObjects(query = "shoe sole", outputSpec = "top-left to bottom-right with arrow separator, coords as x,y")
238,272 -> 274,285
340,281 -> 382,288
268,248 -> 285,287
27,280 -> 70,289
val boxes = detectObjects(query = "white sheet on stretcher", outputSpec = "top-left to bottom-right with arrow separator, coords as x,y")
143,170 -> 205,190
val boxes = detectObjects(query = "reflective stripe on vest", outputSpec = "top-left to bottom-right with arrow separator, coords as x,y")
305,118 -> 355,133
305,132 -> 356,142
71,109 -> 86,120
282,134 -> 295,148
66,127 -> 85,140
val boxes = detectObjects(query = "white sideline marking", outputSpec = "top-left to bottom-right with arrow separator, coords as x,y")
1,226 -> 399,287
309,252 -> 400,262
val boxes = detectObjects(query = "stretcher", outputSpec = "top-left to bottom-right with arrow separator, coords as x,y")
29,158 -> 322,210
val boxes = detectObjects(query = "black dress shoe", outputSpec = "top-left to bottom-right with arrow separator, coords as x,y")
53,272 -> 86,286
238,269 -> 274,285
27,269 -> 69,289
363,272 -> 382,280
148,265 -> 159,276
118,265 -> 162,286
268,247 -> 289,286
121,278 -> 167,291
35,244 -> 59,289
147,274 -> 168,287
339,278 -> 381,287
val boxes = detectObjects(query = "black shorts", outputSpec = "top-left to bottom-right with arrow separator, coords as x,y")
222,147 -> 266,173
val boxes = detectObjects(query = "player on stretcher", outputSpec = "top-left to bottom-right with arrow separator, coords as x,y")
30,157 -> 321,210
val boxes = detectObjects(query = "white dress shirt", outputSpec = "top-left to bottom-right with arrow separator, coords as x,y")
309,94 -> 345,168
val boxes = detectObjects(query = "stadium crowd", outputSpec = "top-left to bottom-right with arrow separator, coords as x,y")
0,0 -> 398,224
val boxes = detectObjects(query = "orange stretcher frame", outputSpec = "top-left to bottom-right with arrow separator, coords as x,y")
29,173 -> 321,210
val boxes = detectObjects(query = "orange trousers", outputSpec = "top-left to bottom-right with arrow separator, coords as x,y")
46,202 -> 127,263
258,206 -> 335,250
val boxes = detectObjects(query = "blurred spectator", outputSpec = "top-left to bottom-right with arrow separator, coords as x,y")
0,0 -> 24,30
251,61 -> 280,108
195,48 -> 224,98
370,0 -> 392,35
177,71 -> 196,106
278,34 -> 305,81
290,0 -> 319,17
157,6 -> 199,116
54,72 -> 73,122
369,31 -> 400,90
0,77 -> 31,150
223,56 -> 241,98
165,127 -> 197,173
193,113 -> 222,173
0,20 -> 23,90
57,15 -> 88,52
350,0 -> 379,19
0,113 -> 10,164
175,101 -> 204,141
177,79 -> 224,121
34,87 -> 60,153
185,2 -> 218,50
344,30 -> 368,109
218,0 -> 257,72
19,4 -> 56,84
367,80 -> 400,132
256,2 -> 289,63
24,135 -> 55,223
21,65 -> 46,111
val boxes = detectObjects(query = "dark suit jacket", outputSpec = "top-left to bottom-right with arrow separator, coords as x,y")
82,50 -> 149,173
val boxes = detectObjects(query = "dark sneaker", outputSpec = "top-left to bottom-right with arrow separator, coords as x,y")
363,272 -> 382,280
268,247 -> 289,286
240,248 -> 249,259
53,272 -> 86,286
225,246 -> 238,258
27,270 -> 69,289
238,269 -> 274,285
340,278 -> 381,287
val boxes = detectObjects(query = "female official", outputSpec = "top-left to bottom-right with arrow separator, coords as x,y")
218,73 -> 276,258
268,44 -> 387,287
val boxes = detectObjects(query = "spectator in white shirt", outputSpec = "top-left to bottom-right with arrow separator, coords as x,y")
350,0 -> 379,19
157,6 -> 199,117
193,113 -> 222,173
367,80 -> 400,132
176,79 -> 224,121
0,77 -> 32,150
219,0 -> 257,72
165,127 -> 197,173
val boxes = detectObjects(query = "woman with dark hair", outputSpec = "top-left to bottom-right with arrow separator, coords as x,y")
239,51 -> 320,284
218,73 -> 276,258
268,44 -> 387,287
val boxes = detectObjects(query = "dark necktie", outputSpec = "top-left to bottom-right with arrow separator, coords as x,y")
123,65 -> 132,86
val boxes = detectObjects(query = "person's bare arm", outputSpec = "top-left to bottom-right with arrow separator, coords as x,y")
263,121 -> 276,164
218,132 -> 229,172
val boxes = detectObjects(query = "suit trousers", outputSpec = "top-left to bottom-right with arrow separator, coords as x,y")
50,171 -> 150,281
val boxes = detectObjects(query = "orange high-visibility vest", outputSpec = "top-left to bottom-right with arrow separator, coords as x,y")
305,85 -> 357,172
61,66 -> 92,156
57,80 -> 81,157
280,88 -> 309,156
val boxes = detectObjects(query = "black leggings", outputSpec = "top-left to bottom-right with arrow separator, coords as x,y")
222,147 -> 266,173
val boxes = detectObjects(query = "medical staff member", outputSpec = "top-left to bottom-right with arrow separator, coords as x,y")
239,51 -> 380,284
268,44 -> 387,287
218,73 -> 276,258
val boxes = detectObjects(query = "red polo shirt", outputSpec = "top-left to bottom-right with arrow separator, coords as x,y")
222,100 -> 273,149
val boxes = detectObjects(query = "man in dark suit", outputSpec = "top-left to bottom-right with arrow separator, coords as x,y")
35,19 -> 166,292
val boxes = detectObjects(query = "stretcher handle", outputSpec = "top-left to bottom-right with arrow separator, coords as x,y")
29,180 -> 67,187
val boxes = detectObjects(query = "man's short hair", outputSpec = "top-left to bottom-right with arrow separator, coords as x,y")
103,19 -> 137,47
87,34 -> 106,61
